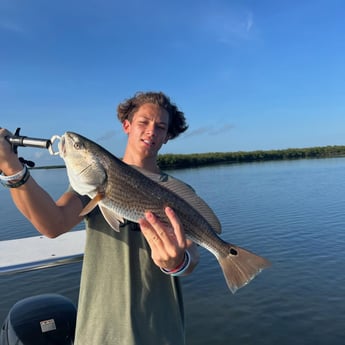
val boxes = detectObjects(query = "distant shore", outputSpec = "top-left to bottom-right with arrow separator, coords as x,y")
32,145 -> 345,170
157,145 -> 345,169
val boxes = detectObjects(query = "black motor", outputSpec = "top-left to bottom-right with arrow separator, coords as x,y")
0,294 -> 77,345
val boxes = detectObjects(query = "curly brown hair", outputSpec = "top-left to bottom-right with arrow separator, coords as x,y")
117,91 -> 188,140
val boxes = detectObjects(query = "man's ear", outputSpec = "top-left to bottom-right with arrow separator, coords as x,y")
123,119 -> 131,134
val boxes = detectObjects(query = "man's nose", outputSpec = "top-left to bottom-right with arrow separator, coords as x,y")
146,125 -> 156,136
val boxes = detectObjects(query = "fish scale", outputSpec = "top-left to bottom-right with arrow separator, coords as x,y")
60,131 -> 271,293
104,162 -> 219,247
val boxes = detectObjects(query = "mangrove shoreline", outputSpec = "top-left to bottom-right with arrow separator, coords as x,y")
32,145 -> 345,170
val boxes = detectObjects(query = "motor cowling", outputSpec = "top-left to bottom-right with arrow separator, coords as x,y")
0,294 -> 77,345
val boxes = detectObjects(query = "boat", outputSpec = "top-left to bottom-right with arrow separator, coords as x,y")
0,231 -> 85,345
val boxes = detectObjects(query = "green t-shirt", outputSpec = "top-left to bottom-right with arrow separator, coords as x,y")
72,174 -> 186,345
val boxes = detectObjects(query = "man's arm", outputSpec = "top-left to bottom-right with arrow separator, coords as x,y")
0,128 -> 83,238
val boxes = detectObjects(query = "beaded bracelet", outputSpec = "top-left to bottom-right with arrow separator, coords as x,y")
160,250 -> 191,277
0,165 -> 31,188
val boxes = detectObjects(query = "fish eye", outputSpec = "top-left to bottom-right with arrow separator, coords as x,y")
74,142 -> 83,150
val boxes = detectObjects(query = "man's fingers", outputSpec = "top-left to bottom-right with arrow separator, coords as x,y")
164,207 -> 186,246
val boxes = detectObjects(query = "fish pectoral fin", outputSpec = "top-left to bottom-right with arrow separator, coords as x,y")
99,205 -> 124,232
80,192 -> 105,216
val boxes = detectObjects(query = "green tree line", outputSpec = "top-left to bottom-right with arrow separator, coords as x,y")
33,145 -> 345,170
157,145 -> 345,170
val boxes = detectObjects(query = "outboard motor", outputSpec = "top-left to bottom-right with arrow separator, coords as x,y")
0,294 -> 77,345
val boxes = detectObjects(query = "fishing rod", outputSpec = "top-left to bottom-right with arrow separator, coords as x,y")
5,128 -> 61,168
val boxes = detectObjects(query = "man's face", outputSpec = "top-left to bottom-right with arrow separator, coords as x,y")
123,103 -> 170,158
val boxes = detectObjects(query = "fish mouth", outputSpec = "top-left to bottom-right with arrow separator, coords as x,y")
58,135 -> 66,157
59,132 -> 75,157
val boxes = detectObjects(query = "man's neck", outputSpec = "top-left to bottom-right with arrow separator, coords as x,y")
122,151 -> 160,174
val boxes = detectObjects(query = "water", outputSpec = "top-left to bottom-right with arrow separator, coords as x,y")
1,158 -> 345,344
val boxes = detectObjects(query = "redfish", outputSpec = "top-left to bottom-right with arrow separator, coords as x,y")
59,132 -> 270,293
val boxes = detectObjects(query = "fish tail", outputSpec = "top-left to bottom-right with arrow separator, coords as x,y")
218,244 -> 271,294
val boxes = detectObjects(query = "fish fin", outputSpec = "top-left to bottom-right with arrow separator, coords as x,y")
218,245 -> 271,294
99,205 -> 124,232
136,168 -> 222,234
80,192 -> 105,216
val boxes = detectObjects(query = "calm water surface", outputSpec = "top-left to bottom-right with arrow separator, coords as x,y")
1,158 -> 345,345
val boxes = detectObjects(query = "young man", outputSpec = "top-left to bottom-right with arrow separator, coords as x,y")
0,91 -> 199,345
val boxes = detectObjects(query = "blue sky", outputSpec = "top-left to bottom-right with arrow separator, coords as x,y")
1,0 -> 345,165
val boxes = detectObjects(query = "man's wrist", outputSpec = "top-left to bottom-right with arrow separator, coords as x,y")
0,165 -> 31,188
0,157 -> 24,176
160,251 -> 191,277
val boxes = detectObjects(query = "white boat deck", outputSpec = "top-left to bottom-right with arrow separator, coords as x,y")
0,230 -> 86,275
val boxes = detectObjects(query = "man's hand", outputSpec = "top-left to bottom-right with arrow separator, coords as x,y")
139,206 -> 199,274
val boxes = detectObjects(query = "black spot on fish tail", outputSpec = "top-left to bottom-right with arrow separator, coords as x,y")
218,244 -> 271,294
229,247 -> 238,256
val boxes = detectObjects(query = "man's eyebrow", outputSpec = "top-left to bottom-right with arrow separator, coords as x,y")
139,115 -> 169,126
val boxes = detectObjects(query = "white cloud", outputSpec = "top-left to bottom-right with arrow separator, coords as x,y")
183,123 -> 234,139
246,12 -> 254,33
197,5 -> 255,44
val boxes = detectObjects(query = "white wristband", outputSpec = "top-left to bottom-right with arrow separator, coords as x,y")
0,166 -> 26,182
160,250 -> 191,277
